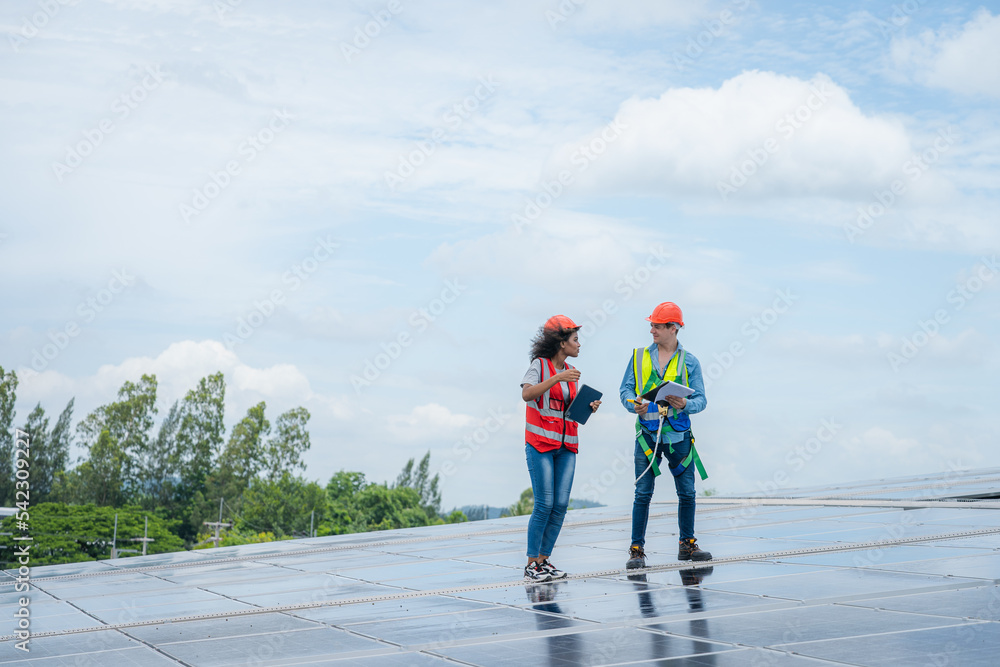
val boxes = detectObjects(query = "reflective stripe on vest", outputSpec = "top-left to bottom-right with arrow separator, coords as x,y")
525,358 -> 579,450
633,347 -> 688,433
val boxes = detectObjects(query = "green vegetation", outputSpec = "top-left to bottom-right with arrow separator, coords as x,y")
0,365 -> 465,568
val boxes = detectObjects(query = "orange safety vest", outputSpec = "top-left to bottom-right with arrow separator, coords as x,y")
525,358 -> 579,453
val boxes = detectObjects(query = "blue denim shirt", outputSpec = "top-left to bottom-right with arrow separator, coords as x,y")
619,341 -> 707,444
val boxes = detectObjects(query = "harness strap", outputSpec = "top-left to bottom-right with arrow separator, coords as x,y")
668,441 -> 709,481
637,430 -> 662,478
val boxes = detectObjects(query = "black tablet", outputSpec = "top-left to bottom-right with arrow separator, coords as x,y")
566,384 -> 603,424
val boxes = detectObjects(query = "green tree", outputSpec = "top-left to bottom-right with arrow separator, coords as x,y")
507,488 -> 534,517
141,400 -> 181,510
265,407 -> 311,481
76,374 -> 158,503
75,430 -> 128,506
352,484 -> 431,531
236,472 -> 328,537
394,451 -> 442,518
326,471 -> 367,502
175,372 -> 226,500
444,509 -> 468,523
0,366 -> 18,505
21,400 -> 74,503
0,503 -> 184,567
193,529 -> 283,549
218,401 -> 270,488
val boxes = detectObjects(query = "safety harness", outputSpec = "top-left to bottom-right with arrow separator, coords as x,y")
631,346 -> 708,483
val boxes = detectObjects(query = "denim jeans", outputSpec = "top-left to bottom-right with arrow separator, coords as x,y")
631,431 -> 695,546
525,443 -> 576,558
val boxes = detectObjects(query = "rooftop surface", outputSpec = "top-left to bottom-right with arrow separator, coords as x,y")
4,468 -> 1000,665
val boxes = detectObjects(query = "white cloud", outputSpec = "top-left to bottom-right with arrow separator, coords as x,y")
385,403 -> 478,443
549,70 -> 913,201
17,340 -> 316,423
892,10 -> 1000,98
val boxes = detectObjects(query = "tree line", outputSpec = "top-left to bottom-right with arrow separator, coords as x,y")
0,366 -> 465,567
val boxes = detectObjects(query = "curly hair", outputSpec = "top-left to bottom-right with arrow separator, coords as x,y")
529,325 -> 577,361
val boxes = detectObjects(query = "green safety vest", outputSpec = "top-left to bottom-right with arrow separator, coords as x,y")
631,346 -> 707,481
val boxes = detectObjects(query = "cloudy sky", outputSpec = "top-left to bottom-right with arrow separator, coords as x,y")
2,0 -> 998,511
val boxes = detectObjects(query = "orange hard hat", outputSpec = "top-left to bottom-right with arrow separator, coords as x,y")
544,314 -> 580,331
646,302 -> 684,326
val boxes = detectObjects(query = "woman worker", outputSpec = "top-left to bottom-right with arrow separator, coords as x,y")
520,315 -> 602,582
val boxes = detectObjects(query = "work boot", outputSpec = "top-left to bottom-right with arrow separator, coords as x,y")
678,538 -> 712,561
626,545 -> 647,569
679,566 -> 714,586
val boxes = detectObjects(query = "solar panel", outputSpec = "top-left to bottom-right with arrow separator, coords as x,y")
3,467 -> 999,665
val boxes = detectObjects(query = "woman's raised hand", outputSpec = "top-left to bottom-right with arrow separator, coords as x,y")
554,368 -> 581,382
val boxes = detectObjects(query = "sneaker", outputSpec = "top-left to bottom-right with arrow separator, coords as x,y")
539,559 -> 567,580
678,538 -> 712,562
626,545 -> 647,569
524,561 -> 553,582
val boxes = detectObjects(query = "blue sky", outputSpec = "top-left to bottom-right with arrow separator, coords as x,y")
2,0 -> 998,510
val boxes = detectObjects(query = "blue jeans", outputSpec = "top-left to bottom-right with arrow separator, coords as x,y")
631,431 -> 695,547
525,443 -> 576,558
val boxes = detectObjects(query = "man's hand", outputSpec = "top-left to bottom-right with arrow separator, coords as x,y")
665,395 -> 687,410
634,400 -> 650,416
554,368 -> 581,383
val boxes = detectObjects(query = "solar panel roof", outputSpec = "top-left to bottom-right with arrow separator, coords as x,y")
3,467 -> 999,665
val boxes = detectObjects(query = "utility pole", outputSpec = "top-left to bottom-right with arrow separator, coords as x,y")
111,513 -> 138,559
202,498 -> 231,548
131,516 -> 154,556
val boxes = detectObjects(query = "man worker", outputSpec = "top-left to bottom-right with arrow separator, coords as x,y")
620,302 -> 711,568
